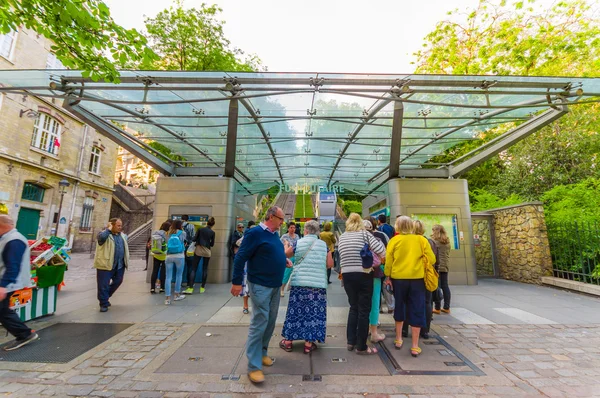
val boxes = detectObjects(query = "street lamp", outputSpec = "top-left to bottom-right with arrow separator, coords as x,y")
54,178 -> 70,237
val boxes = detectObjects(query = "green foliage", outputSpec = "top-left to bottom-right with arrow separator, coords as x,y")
414,0 -> 600,76
469,189 -> 524,212
541,178 -> 600,225
143,0 -> 263,71
342,200 -> 363,217
147,141 -> 187,164
0,0 -> 157,82
416,0 -> 600,203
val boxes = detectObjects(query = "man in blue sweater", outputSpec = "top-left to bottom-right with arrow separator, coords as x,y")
0,215 -> 38,351
231,207 -> 292,384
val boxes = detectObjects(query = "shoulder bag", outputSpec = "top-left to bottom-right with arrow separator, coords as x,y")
285,239 -> 318,291
421,238 -> 439,292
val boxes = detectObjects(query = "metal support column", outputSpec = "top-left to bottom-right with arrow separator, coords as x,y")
63,101 -> 175,176
388,101 -> 404,179
225,99 -> 239,177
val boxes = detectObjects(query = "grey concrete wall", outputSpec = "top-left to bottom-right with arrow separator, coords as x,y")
152,176 -> 236,284
386,178 -> 477,285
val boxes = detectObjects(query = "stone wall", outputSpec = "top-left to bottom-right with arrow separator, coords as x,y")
474,202 -> 552,285
472,216 -> 494,276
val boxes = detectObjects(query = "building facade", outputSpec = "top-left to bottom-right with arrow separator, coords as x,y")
0,27 -> 118,252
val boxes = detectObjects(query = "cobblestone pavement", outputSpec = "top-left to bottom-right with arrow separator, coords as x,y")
1,255 -> 597,397
0,322 -> 597,397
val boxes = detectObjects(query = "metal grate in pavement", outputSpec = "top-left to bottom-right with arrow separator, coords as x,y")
0,323 -> 133,363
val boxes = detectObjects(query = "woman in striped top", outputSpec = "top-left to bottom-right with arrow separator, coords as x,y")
338,213 -> 386,355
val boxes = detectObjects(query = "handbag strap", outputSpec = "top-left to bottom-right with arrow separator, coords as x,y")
294,238 -> 318,266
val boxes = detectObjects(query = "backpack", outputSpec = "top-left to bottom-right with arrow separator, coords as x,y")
182,222 -> 195,244
167,231 -> 184,254
151,234 -> 166,255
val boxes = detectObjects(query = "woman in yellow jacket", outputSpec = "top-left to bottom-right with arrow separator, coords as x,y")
384,216 -> 436,357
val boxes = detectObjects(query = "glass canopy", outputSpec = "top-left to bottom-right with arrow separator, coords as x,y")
1,70 -> 598,195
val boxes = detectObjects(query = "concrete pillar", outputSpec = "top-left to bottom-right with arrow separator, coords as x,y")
386,178 -> 477,285
152,176 -> 239,284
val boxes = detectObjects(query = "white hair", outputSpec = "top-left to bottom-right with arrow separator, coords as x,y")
303,220 -> 320,235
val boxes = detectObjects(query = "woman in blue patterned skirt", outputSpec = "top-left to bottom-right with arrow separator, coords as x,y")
279,220 -> 329,354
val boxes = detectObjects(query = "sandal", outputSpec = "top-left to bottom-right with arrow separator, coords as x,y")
411,347 -> 422,357
243,308 -> 249,314
303,342 -> 318,354
356,346 -> 378,355
370,333 -> 386,343
347,344 -> 355,351
279,339 -> 293,352
394,339 -> 403,350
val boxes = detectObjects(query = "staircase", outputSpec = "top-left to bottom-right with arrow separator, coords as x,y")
126,220 -> 153,259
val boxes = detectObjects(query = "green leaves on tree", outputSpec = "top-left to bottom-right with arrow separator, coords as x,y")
1,0 -> 158,82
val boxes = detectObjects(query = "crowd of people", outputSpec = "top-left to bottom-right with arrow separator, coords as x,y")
86,208 -> 452,384
226,207 -> 452,384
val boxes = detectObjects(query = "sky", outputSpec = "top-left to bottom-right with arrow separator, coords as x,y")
103,0 -> 482,74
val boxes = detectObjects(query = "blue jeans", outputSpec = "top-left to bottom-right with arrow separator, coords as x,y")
247,282 -> 280,372
97,266 -> 125,307
165,257 -> 185,297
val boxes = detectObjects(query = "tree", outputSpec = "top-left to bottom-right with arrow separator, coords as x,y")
414,0 -> 600,201
1,0 -> 157,82
143,1 -> 263,71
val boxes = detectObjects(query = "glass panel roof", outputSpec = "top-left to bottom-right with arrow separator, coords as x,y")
1,69 -> 598,195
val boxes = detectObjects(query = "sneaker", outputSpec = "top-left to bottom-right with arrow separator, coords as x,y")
262,356 -> 274,366
99,306 -> 108,313
248,370 -> 265,383
184,287 -> 194,295
174,294 -> 186,301
4,332 -> 39,351
200,287 -> 206,294
165,299 -> 171,305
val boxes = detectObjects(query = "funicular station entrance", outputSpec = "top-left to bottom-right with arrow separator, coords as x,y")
1,70 -> 598,381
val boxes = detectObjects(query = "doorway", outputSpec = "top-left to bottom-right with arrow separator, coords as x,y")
16,207 -> 41,240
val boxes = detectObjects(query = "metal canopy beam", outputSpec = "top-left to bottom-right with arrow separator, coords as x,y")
238,98 -> 284,184
63,101 -> 176,176
62,75 -> 574,89
172,167 -> 225,176
328,96 -> 393,184
449,102 -> 568,177
388,101 -> 404,179
225,99 -> 238,177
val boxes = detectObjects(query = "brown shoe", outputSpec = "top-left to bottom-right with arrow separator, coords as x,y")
432,309 -> 441,315
248,370 -> 265,383
441,308 -> 451,314
262,356 -> 274,366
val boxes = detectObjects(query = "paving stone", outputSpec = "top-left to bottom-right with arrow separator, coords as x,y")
131,382 -> 156,391
98,376 -> 116,385
138,392 -> 164,398
551,355 -> 571,361
114,392 -> 138,398
0,383 -> 24,393
38,372 -> 62,380
91,391 -> 116,397
102,368 -> 127,376
67,385 -> 95,396
105,360 -> 137,367
82,367 -> 106,375
68,375 -> 103,384
123,353 -> 146,360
